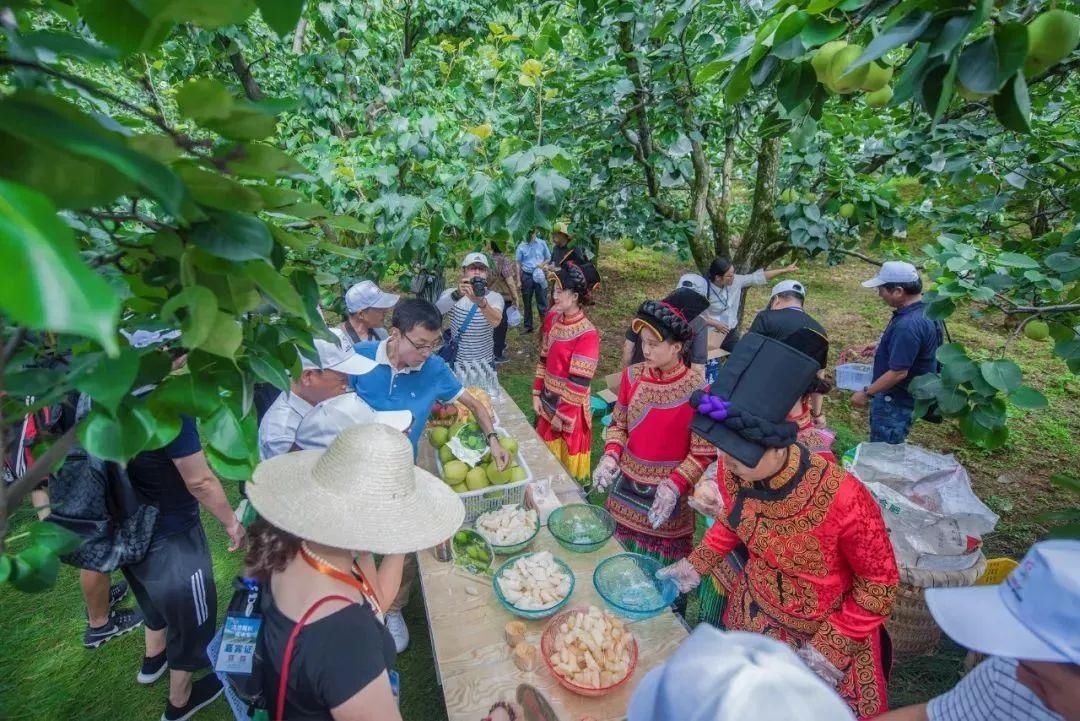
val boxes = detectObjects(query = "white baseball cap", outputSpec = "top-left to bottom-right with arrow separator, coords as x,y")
301,328 -> 378,376
344,280 -> 399,313
677,273 -> 708,297
462,252 -> 490,268
628,626 -> 854,721
861,261 -> 920,288
926,540 -> 1080,664
770,279 -> 806,298
294,393 -> 413,450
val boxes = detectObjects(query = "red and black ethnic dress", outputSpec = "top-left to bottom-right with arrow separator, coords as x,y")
687,444 -> 899,719
603,362 -> 715,563
533,309 -> 600,483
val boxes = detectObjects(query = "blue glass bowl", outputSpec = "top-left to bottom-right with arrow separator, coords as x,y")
492,552 -> 576,620
593,553 -> 678,620
546,504 -> 615,554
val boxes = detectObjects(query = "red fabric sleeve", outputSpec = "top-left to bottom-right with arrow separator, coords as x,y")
533,311 -> 557,395
603,367 -> 634,459
669,431 -> 717,495
555,328 -> 599,434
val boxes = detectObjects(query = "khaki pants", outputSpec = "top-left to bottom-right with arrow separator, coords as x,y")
388,553 -> 417,614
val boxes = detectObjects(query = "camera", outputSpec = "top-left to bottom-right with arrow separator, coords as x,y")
469,277 -> 487,298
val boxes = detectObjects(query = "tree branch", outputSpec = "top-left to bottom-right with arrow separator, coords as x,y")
216,35 -> 264,101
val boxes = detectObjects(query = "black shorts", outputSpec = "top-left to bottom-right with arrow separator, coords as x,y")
122,523 -> 216,672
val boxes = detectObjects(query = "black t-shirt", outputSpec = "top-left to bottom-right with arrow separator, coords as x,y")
260,585 -> 396,721
746,308 -> 829,368
554,245 -> 588,269
125,415 -> 202,539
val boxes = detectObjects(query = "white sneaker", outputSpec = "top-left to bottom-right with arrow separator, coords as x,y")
385,611 -> 410,653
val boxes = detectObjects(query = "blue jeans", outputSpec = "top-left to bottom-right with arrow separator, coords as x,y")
869,394 -> 915,444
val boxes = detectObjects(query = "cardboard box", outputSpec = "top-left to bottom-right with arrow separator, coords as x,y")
707,330 -> 729,361
596,372 -> 621,405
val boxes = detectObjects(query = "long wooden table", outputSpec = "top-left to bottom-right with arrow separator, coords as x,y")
416,387 -> 689,721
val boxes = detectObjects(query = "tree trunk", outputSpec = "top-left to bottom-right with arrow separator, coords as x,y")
709,126 -> 737,259
686,108 -> 714,273
292,17 -> 308,54
217,36 -> 264,101
733,133 -> 782,271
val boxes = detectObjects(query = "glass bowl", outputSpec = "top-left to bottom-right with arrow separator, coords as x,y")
474,509 -> 540,555
546,504 -> 615,554
540,606 -> 638,697
593,553 -> 678,620
492,552 -> 575,620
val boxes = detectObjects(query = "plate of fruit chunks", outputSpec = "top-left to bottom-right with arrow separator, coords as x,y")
540,605 -> 638,697
430,422 -> 530,494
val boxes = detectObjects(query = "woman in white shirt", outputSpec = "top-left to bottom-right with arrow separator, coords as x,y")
702,256 -> 799,350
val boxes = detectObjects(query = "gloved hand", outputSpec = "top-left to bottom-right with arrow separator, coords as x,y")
647,478 -> 680,528
687,479 -> 723,518
655,558 -> 701,594
591,454 -> 620,492
796,644 -> 845,688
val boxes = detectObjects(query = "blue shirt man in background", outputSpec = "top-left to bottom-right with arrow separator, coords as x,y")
852,261 -> 943,444
515,228 -> 551,333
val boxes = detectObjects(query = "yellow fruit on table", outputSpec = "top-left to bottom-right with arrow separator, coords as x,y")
429,427 -> 449,448
499,436 -> 519,455
439,445 -> 455,463
466,467 -> 490,491
487,464 -> 511,486
811,40 -> 848,84
839,203 -> 856,218
827,44 -> 869,94
1024,320 -> 1050,341
443,460 -> 468,484
451,483 -> 467,494
859,62 -> 893,92
509,466 -> 527,482
1024,10 -> 1080,77
865,86 -> 893,107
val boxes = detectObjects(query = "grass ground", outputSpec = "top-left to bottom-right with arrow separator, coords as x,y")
2,241 -> 1076,719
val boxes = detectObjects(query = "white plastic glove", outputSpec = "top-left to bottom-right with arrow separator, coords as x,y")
647,478 -> 680,529
687,479 -> 723,518
655,558 -> 701,594
796,644 -> 845,688
591,454 -> 620,492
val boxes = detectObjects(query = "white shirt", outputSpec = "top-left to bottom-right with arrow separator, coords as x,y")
928,656 -> 1063,721
704,269 -> 767,330
435,290 -> 505,364
257,391 -> 312,459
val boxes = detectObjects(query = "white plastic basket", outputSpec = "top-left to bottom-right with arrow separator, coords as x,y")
835,363 -> 873,391
433,426 -> 534,523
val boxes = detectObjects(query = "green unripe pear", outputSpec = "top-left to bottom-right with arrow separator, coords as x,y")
429,426 -> 449,448
443,460 -> 468,484
622,238 -> 636,251
1024,320 -> 1050,341
1025,10 -> 1080,77
828,45 -> 869,94
439,444 -> 455,463
865,86 -> 893,107
839,203 -> 856,218
811,41 -> 848,84
465,467 -> 490,490
860,62 -> 894,92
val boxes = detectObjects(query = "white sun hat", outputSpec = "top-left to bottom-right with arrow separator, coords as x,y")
295,394 -> 413,450
248,423 -> 465,554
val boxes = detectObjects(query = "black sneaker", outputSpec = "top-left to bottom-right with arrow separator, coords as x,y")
83,607 -> 144,649
494,354 -> 511,365
108,581 -> 129,608
137,650 -> 168,684
161,673 -> 223,721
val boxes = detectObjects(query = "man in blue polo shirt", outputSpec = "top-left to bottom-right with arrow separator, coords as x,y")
349,297 -> 509,652
852,261 -> 942,444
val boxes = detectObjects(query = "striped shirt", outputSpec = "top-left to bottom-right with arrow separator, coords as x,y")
436,290 -> 505,364
928,656 -> 1062,721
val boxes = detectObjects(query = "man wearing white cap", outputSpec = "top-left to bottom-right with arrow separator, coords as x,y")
854,261 -> 942,445
878,540 -> 1080,721
340,280 -> 399,344
258,329 -> 379,460
628,625 -> 856,721
435,251 -> 505,365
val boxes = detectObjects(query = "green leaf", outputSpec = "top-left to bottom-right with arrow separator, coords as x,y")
908,373 -> 943,399
1045,252 -> 1080,274
133,0 -> 256,28
204,106 -> 278,141
800,17 -> 845,47
1008,385 -> 1048,409
205,444 -> 253,481
992,73 -> 1030,133
980,359 -> 1022,392
247,348 -> 290,391
256,0 -> 304,36
176,164 -> 263,213
694,60 -> 728,85
924,295 -> 956,320
929,14 -> 973,58
992,23 -> 1029,86
20,30 -> 119,61
1049,473 -> 1080,495
146,373 -> 219,417
772,11 -> 808,46
0,179 -> 121,354
29,522 -> 83,555
995,251 -> 1039,269
777,62 -> 817,111
161,285 -> 218,348
188,211 -> 273,261
936,342 -> 969,364
0,92 -> 188,218
0,130 -> 134,209
256,186 -> 305,209
0,555 -> 10,584
956,25 -> 1027,95
78,0 -> 173,56
221,143 -> 310,179
849,11 -> 933,72
73,349 -> 140,413
244,260 -> 305,317
78,405 -> 154,462
892,43 -> 931,105
941,359 -> 978,386
176,79 -> 234,122
920,59 -> 957,123
128,134 -> 183,163
10,545 -> 60,593
936,386 -> 969,414
196,312 -> 243,359
202,404 -> 251,460
724,59 -> 753,104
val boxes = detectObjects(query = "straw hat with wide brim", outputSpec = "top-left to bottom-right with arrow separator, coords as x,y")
248,423 -> 465,555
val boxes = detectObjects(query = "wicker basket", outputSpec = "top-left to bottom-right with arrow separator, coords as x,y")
885,553 -> 986,658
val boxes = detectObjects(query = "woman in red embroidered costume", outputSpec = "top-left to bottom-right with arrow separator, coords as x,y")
659,334 -> 899,719
592,295 -> 714,565
533,264 -> 600,484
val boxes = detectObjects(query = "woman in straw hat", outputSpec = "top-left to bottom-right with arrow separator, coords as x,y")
245,423 -> 465,721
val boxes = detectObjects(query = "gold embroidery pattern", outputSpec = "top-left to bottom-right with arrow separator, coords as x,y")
851,577 -> 897,617
688,544 -> 724,577
606,493 -> 694,539
619,451 -> 679,485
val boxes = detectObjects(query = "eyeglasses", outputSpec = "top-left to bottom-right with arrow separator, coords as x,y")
402,332 -> 443,354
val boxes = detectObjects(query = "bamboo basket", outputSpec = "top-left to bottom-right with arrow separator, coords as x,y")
885,553 -> 987,658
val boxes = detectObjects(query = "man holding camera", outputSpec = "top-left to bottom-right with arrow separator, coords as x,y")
435,252 -> 505,365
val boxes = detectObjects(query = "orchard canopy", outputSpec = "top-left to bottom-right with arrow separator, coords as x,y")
0,0 -> 1078,589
